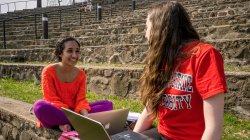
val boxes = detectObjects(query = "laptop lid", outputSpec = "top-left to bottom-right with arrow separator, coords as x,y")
62,107 -> 111,140
87,108 -> 129,135
62,108 -> 152,140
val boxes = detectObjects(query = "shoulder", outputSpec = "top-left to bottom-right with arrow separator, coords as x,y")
76,67 -> 86,79
195,42 -> 221,59
42,64 -> 56,75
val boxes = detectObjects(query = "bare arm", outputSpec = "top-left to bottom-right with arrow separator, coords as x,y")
202,93 -> 224,140
133,107 -> 154,133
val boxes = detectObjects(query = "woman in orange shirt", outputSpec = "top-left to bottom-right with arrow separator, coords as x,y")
33,37 -> 112,132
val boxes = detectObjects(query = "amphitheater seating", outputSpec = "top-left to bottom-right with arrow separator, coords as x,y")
0,0 -> 249,139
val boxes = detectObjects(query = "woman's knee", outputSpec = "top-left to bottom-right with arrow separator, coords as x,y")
33,100 -> 51,114
89,100 -> 113,113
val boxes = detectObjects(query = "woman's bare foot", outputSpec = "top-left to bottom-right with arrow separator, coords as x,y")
59,124 -> 71,132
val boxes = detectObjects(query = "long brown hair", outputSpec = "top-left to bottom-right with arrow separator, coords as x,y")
139,1 -> 200,118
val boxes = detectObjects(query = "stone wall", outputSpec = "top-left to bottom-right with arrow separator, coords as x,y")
0,64 -> 249,120
0,39 -> 249,65
0,97 -> 60,140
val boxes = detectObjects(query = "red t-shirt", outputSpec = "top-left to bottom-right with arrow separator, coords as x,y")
158,41 -> 227,140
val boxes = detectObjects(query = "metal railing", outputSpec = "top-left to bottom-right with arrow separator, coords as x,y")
0,0 -> 93,14
0,0 -> 37,14
0,0 -> 143,49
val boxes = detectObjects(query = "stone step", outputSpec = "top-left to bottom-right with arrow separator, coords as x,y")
0,0 -> 246,22
0,38 -> 249,65
0,55 -> 26,62
9,7 -> 136,21
12,22 -> 250,37
0,10 -> 146,33
1,12 -> 249,38
191,14 -> 250,28
0,96 -> 60,139
1,1 -> 249,24
0,25 -> 146,41
1,4 -> 249,28
0,39 -> 56,49
182,0 -> 249,7
0,32 -> 63,41
0,1 -> 150,23
0,13 -> 145,33
1,22 -> 249,42
0,33 -> 146,48
0,63 -> 249,112
198,24 -> 250,39
2,1 -> 249,22
0,19 -> 144,36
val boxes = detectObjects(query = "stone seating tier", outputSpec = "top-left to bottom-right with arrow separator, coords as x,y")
0,96 -> 60,139
0,38 -> 249,65
0,0 -> 247,20
1,1 -> 248,28
0,63 -> 249,119
1,0 -> 248,30
0,16 -> 249,48
0,0 -> 249,139
1,23 -> 249,42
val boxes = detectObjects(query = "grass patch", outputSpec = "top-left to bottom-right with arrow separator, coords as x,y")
223,113 -> 250,140
0,78 -> 249,139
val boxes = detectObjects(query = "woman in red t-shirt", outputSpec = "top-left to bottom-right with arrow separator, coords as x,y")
33,37 -> 113,132
133,2 -> 227,140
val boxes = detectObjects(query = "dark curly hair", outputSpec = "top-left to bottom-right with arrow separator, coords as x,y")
54,36 -> 80,62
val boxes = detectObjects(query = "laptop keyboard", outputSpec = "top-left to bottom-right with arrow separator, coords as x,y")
111,134 -> 132,140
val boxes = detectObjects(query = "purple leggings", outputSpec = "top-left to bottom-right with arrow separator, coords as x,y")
33,99 -> 113,128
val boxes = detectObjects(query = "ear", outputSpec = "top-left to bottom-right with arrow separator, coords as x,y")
58,53 -> 63,60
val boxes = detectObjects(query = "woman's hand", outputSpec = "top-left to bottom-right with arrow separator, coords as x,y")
59,124 -> 71,132
80,109 -> 88,116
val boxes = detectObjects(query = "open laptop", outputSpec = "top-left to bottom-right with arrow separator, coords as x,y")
62,107 -> 151,140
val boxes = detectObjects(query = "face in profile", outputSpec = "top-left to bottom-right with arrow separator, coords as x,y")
59,40 -> 80,66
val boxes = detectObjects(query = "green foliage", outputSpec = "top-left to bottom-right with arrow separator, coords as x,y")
0,78 -> 249,140
223,113 -> 250,140
87,92 -> 144,112
0,78 -> 42,104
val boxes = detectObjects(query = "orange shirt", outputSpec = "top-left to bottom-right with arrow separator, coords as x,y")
41,64 -> 91,113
